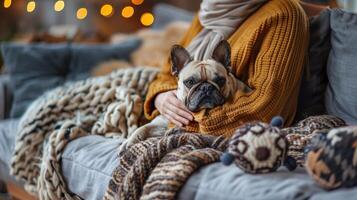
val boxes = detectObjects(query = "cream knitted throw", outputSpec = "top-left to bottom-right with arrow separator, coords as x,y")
10,67 -> 159,200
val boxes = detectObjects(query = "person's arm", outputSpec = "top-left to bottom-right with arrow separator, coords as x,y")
143,17 -> 203,121
195,8 -> 309,136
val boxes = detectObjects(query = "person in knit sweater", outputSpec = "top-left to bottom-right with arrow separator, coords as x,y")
144,0 -> 309,137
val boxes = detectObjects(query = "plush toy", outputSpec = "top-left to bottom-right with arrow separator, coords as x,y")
220,116 -> 297,173
305,126 -> 357,190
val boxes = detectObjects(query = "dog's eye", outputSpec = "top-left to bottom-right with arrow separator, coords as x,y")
214,76 -> 226,87
184,79 -> 196,88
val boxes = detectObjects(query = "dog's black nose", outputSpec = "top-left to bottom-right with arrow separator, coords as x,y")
200,83 -> 214,92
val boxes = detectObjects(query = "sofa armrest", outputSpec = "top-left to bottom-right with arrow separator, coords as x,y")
0,75 -> 12,120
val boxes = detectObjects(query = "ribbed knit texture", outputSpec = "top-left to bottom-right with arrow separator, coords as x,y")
144,0 -> 309,137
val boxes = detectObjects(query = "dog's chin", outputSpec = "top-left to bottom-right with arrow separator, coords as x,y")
186,92 -> 225,112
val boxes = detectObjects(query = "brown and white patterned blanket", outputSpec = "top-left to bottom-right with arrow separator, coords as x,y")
104,132 -> 228,200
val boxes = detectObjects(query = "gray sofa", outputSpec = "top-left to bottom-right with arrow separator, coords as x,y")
1,79 -> 357,200
2,4 -> 357,200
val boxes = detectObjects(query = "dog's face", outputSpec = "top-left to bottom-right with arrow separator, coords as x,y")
171,40 -> 238,112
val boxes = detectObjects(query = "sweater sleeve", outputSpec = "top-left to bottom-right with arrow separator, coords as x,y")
194,7 -> 309,136
144,17 -> 203,120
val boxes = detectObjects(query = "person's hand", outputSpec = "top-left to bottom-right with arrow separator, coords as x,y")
154,90 -> 193,127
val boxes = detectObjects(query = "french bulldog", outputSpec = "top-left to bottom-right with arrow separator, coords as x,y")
119,40 -> 251,154
172,40 -> 251,112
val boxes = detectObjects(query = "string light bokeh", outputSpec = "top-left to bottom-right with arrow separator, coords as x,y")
122,6 -> 134,18
3,0 -> 11,8
76,7 -> 87,20
26,1 -> 36,13
100,4 -> 114,17
131,0 -> 144,6
3,0 -> 155,27
54,0 -> 65,12
140,12 -> 154,26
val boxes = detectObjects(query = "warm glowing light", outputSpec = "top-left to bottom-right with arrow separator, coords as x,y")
140,13 -> 154,26
131,0 -> 144,6
121,6 -> 134,18
26,1 -> 36,13
100,4 -> 114,17
76,8 -> 88,20
54,0 -> 65,12
4,0 -> 11,8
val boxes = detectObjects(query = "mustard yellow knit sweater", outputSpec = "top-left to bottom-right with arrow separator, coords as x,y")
144,0 -> 309,137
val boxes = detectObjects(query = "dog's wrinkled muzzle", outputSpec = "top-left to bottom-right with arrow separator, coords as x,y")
185,81 -> 225,112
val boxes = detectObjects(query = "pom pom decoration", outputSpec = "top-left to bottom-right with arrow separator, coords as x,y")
305,126 -> 357,190
221,116 -> 292,173
220,152 -> 235,165
270,116 -> 284,128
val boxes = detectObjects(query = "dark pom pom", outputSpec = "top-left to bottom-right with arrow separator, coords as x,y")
270,116 -> 284,128
221,153 -> 234,166
284,156 -> 297,171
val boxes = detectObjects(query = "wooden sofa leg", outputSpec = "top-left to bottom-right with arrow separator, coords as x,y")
6,182 -> 37,200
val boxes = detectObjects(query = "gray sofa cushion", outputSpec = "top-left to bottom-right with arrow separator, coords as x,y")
325,9 -> 357,124
67,42 -> 140,80
295,9 -> 330,121
2,43 -> 69,119
62,136 -> 124,200
0,119 -> 19,182
1,39 -> 141,118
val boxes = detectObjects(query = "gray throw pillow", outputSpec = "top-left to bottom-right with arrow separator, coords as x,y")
325,9 -> 357,124
295,9 -> 331,121
2,43 -> 69,118
1,38 -> 141,118
67,39 -> 141,80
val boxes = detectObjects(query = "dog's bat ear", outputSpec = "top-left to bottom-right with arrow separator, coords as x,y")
170,45 -> 191,77
212,40 -> 231,70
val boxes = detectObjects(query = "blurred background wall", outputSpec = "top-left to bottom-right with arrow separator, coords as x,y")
0,0 -> 200,41
0,0 -> 344,42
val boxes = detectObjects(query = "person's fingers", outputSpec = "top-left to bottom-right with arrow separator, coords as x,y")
168,92 -> 192,111
167,103 -> 193,122
165,108 -> 190,125
169,97 -> 193,121
166,93 -> 193,117
164,114 -> 183,127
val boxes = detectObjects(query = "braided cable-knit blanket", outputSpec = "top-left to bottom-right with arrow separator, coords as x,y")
10,67 -> 159,199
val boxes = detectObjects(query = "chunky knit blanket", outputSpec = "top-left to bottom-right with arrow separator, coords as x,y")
10,67 -> 159,199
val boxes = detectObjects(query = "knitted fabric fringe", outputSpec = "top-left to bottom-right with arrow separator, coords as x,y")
104,132 -> 228,200
10,67 -> 159,199
282,115 -> 346,166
